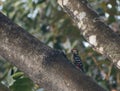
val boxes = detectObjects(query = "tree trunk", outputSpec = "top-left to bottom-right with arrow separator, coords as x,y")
0,12 -> 106,91
57,0 -> 120,70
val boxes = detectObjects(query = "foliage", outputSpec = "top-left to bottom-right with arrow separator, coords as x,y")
10,77 -> 34,91
0,0 -> 120,91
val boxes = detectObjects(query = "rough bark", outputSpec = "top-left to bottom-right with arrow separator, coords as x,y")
0,12 -> 106,91
57,0 -> 120,70
0,83 -> 10,91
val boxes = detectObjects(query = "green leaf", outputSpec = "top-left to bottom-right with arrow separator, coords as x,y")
10,78 -> 34,91
12,72 -> 24,80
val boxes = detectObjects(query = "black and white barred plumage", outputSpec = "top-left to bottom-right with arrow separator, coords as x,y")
72,49 -> 84,72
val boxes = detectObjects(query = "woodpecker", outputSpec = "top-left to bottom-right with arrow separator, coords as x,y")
71,49 -> 84,72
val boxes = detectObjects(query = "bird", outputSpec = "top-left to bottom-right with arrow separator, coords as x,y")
71,49 -> 84,72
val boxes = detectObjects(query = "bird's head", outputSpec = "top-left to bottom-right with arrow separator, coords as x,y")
71,49 -> 78,55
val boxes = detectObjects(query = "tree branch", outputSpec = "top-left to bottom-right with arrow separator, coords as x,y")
57,0 -> 120,70
0,12 -> 106,91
